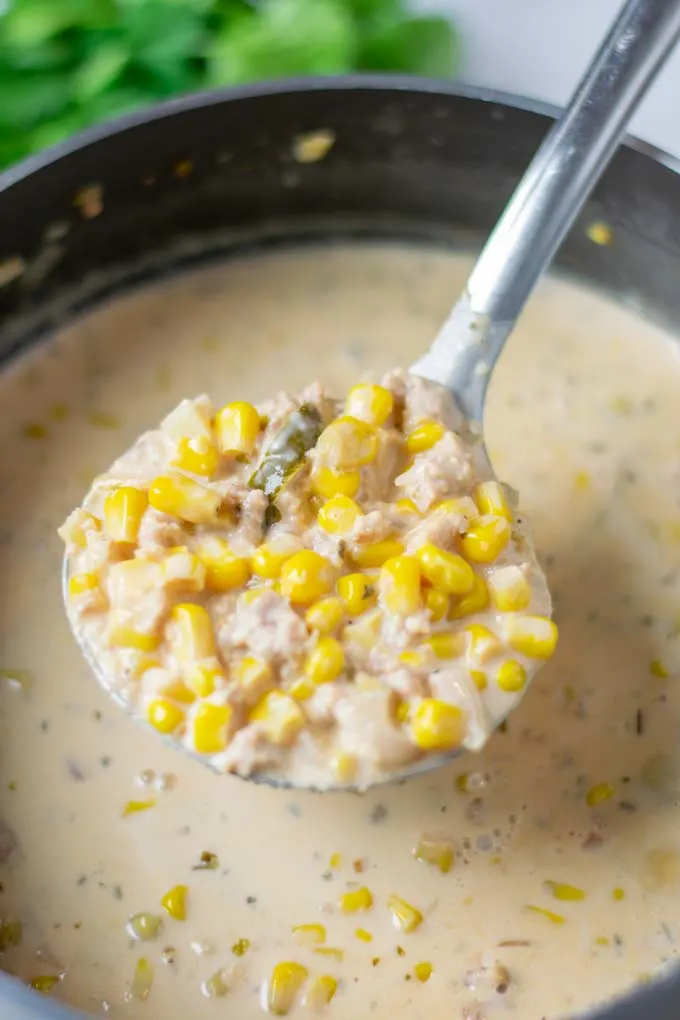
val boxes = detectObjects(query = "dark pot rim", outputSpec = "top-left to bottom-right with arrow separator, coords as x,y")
1,74 -> 679,1020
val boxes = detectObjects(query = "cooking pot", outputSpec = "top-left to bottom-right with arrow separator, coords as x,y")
1,76 -> 679,1020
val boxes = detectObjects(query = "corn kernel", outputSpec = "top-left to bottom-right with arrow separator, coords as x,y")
250,691 -> 304,745
195,537 -> 251,591
162,549 -> 206,591
525,905 -> 565,925
416,543 -> 474,595
161,399 -> 212,443
461,514 -> 511,563
68,572 -> 100,598
149,473 -> 220,524
304,974 -> 338,1010
305,596 -> 345,634
288,676 -> 315,701
424,588 -> 449,622
352,537 -> 404,569
488,565 -> 531,611
305,636 -> 345,684
414,962 -> 432,982
414,836 -> 454,873
650,658 -> 669,678
399,649 -> 428,669
214,401 -> 260,457
122,798 -> 155,817
147,698 -> 185,735
470,669 -> 487,690
161,884 -> 188,921
185,662 -> 224,698
58,508 -> 101,548
394,498 -> 420,516
586,782 -> 615,807
267,962 -> 308,1016
544,880 -> 585,901
167,603 -> 216,663
495,659 -> 527,692
337,572 -> 377,615
171,435 -> 219,477
465,623 -> 502,663
160,680 -> 197,704
106,612 -> 159,652
405,420 -> 445,455
313,947 -> 344,961
449,574 -> 490,619
434,496 -> 478,519
234,656 -> 274,702
355,927 -> 373,942
332,752 -> 357,784
388,894 -> 423,933
473,480 -> 512,521
613,887 -> 625,901
317,493 -> 362,534
380,556 -> 422,614
291,923 -> 326,946
411,699 -> 465,750
340,887 -> 373,912
103,486 -> 148,543
191,702 -> 232,754
342,608 -> 383,653
504,615 -> 559,659
310,466 -> 361,499
345,383 -> 394,426
317,415 -> 378,469
426,633 -> 465,659
251,535 -> 300,579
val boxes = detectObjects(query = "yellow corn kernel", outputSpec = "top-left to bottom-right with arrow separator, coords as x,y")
424,588 -> 449,622
191,702 -> 232,754
400,649 -> 427,669
250,691 -> 305,745
414,836 -> 454,873
185,662 -> 224,698
405,420 -> 445,455
106,612 -> 159,652
167,603 -> 216,663
544,880 -> 585,902
495,659 -> 527,693
251,535 -> 300,580
160,680 -> 197,704
586,221 -> 612,246
234,656 -> 274,702
345,383 -> 394,426
488,565 -> 531,611
267,962 -> 308,1016
68,572 -> 100,598
380,555 -> 422,614
171,435 -> 219,477
426,632 -> 465,659
414,962 -> 432,982
394,498 -> 420,516
288,676 -> 315,701
411,699 -> 465,750
448,574 -> 490,619
473,481 -> 512,521
291,923 -> 326,947
342,608 -> 383,654
470,669 -> 487,690
387,894 -> 424,933
612,887 -> 626,901
161,399 -> 212,442
416,543 -> 474,595
461,514 -> 511,563
147,698 -> 185,735
304,974 -> 338,1010
317,415 -> 378,469
525,905 -> 565,925
504,615 -> 559,659
58,508 -> 101,549
317,493 -> 362,534
586,782 -> 615,807
332,752 -> 357,784
162,549 -> 206,592
337,572 -> 377,615
161,884 -> 188,921
122,798 -> 155,817
305,636 -> 345,685
340,887 -> 373,912
310,466 -> 361,499
195,537 -> 251,591
434,496 -> 478,519
352,537 -> 404,569
313,947 -> 344,961
464,623 -> 502,664
305,596 -> 345,634
355,927 -> 373,942
103,486 -> 148,543
149,473 -> 220,524
127,652 -> 160,679
214,401 -> 260,457
650,658 -> 669,679
280,550 -> 334,605
395,698 -> 411,724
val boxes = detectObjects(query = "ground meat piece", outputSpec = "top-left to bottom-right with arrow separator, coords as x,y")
220,590 -> 308,663
137,508 -> 188,554
215,725 -> 286,775
304,683 -> 343,725
231,488 -> 268,553
395,432 -> 474,512
405,504 -> 471,553
334,688 -> 418,769
383,368 -> 464,434
349,509 -> 393,545
380,667 -> 428,698
358,430 -> 406,502
106,430 -> 173,484
299,381 -> 338,426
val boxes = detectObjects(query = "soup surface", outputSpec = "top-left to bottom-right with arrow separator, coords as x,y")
1,243 -> 680,1019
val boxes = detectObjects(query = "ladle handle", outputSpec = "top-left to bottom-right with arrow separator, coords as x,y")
412,0 -> 680,422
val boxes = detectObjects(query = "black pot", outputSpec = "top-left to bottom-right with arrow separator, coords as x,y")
1,76 -> 679,1020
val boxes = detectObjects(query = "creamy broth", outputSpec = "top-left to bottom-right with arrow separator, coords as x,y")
1,243 -> 680,1019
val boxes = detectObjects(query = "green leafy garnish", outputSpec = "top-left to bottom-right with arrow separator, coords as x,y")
250,403 -> 323,499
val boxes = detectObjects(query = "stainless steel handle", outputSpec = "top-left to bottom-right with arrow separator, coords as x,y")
412,0 -> 680,423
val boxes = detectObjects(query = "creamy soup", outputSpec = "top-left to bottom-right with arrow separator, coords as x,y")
1,243 -> 680,1020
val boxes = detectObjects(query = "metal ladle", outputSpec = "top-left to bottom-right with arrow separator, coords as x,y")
65,0 -> 680,790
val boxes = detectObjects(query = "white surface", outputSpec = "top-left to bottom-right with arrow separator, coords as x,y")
439,0 -> 680,157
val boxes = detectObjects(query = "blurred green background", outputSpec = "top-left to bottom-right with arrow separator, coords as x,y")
0,0 -> 458,170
